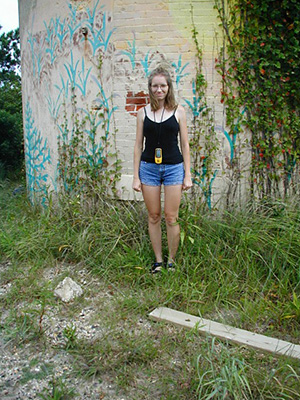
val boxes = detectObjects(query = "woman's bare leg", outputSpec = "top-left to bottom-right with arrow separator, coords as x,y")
141,185 -> 163,262
164,185 -> 182,263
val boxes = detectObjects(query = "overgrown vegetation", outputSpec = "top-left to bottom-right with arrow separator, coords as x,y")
57,68 -> 121,201
1,1 -> 300,398
190,6 -> 218,210
215,0 -> 300,201
0,27 -> 23,179
1,180 -> 300,399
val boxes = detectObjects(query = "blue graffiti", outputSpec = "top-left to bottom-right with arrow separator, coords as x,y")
24,101 -> 51,205
141,51 -> 152,77
55,74 -> 70,101
25,1 -> 118,199
286,156 -> 296,182
120,36 -> 136,70
45,84 -> 63,121
172,55 -> 189,86
27,32 -> 36,77
54,17 -> 68,49
44,20 -> 58,64
92,75 -> 118,134
81,109 -> 106,168
192,159 -> 218,210
184,80 -> 206,117
27,31 -> 45,79
67,3 -> 82,41
64,51 -> 92,96
71,1 -> 115,55
85,0 -> 103,27
222,128 -> 235,162
216,108 -> 247,163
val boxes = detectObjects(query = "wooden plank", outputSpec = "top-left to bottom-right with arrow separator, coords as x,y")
149,307 -> 300,360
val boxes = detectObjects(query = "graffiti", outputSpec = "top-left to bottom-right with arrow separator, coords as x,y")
44,21 -> 58,65
192,160 -> 218,211
215,108 -> 247,164
140,51 -> 152,77
91,76 -> 118,134
184,80 -> 206,117
27,31 -> 45,79
67,3 -> 82,41
22,0 -> 235,206
120,36 -> 136,70
172,55 -> 189,87
45,84 -> 63,122
85,0 -> 116,54
24,101 -> 51,205
64,51 -> 92,96
24,0 -> 117,200
81,109 -> 107,168
27,1 -> 115,79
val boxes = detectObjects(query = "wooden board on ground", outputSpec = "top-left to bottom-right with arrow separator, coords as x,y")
149,307 -> 300,360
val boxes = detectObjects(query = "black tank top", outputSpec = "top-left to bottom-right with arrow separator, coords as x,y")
141,108 -> 184,164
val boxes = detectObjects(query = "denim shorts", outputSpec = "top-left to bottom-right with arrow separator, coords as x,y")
139,161 -> 185,186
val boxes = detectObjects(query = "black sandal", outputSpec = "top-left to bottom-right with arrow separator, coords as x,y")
166,262 -> 175,272
164,255 -> 175,272
150,262 -> 163,274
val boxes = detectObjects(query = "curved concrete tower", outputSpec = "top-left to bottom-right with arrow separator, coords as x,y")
19,0 -> 230,206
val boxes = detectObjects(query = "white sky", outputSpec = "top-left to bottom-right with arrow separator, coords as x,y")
0,0 -> 19,33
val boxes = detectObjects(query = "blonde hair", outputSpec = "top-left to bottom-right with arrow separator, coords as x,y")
148,67 -> 177,111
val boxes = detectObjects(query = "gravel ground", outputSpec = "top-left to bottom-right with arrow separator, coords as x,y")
0,261 -> 132,400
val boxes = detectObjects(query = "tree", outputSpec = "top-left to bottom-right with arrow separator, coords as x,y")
0,26 -> 23,178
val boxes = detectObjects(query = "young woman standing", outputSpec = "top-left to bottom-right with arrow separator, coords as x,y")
132,66 -> 192,273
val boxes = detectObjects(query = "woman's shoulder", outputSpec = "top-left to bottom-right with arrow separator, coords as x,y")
174,104 -> 186,122
137,105 -> 146,120
137,104 -> 150,117
175,104 -> 185,113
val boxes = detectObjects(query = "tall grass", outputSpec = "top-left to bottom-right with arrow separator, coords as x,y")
1,180 -> 300,329
1,180 -> 300,399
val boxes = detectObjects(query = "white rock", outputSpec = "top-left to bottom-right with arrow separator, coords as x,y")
54,277 -> 83,302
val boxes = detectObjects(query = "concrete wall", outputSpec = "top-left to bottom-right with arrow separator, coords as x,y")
19,0 -> 237,206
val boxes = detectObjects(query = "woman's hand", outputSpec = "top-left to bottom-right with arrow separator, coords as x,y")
132,177 -> 142,192
182,176 -> 193,191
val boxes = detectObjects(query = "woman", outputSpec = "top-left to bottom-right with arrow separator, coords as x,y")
132,66 -> 193,273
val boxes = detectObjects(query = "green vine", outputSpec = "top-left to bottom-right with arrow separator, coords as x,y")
215,0 -> 300,201
57,55 -> 121,204
190,6 -> 219,210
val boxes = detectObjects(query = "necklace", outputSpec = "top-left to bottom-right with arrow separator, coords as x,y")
153,107 -> 165,164
153,107 -> 165,124
154,107 -> 165,146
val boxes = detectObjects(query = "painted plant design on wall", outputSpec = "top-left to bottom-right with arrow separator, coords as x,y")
23,0 -> 117,200
22,0 -> 230,207
24,101 -> 51,205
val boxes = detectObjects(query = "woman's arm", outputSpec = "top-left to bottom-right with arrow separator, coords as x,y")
132,107 -> 144,192
177,105 -> 193,191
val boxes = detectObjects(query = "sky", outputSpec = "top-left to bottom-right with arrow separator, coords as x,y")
0,0 -> 19,33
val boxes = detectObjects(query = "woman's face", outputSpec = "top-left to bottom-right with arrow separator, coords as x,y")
150,74 -> 169,101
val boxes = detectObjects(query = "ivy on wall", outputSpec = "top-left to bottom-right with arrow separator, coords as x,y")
189,7 -> 218,210
215,0 -> 300,200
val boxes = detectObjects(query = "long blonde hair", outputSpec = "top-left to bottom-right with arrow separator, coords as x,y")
148,67 -> 177,111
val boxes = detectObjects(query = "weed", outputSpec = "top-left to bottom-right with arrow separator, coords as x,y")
38,377 -> 75,400
20,361 -> 53,384
1,181 -> 300,398
63,323 -> 78,350
196,338 -> 252,400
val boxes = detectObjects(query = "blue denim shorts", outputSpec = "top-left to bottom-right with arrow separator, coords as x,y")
139,161 -> 185,186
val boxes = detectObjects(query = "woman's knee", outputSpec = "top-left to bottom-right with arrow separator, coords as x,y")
165,213 -> 178,227
148,212 -> 161,225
